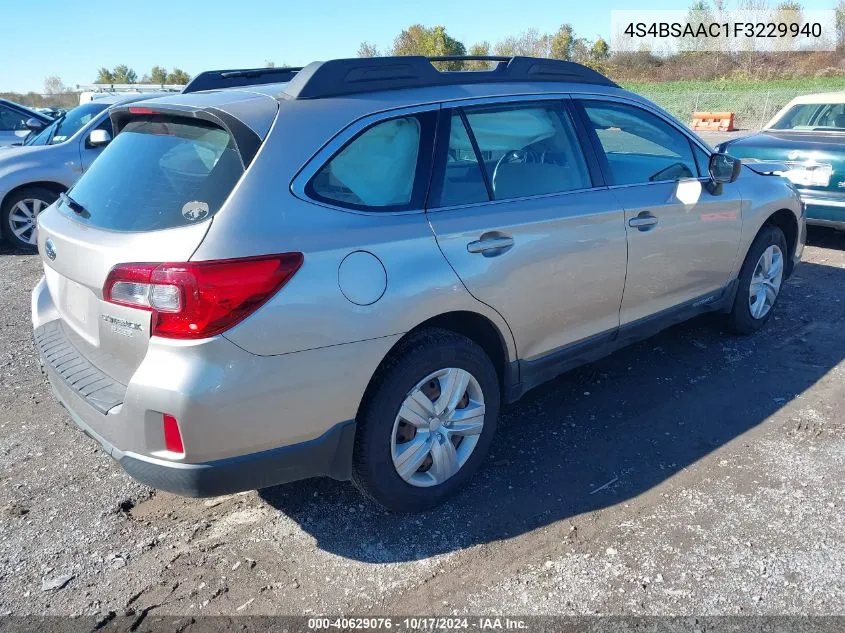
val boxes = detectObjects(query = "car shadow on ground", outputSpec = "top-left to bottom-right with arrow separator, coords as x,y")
259,258 -> 845,563
0,242 -> 35,256
807,225 -> 845,250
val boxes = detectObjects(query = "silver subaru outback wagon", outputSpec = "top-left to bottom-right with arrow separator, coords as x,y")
32,57 -> 805,512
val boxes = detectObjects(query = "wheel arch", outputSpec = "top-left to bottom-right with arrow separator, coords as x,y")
762,208 -> 799,277
1,181 -> 67,211
356,310 -> 518,421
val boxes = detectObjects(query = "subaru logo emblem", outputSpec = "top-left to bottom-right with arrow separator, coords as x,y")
45,239 -> 57,261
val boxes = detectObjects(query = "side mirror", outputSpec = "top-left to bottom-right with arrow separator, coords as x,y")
88,129 -> 112,148
709,153 -> 741,184
25,117 -> 45,133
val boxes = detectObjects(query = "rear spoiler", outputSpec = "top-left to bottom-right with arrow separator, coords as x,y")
183,67 -> 303,93
109,104 -> 262,167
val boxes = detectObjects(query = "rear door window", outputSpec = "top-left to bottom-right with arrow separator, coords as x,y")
66,117 -> 243,232
435,101 -> 592,205
307,113 -> 435,212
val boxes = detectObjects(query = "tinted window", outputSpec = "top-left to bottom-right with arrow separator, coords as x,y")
24,102 -> 108,146
94,114 -> 113,136
66,118 -> 243,232
693,143 -> 711,176
309,116 -> 424,210
461,103 -> 591,201
438,114 -> 489,206
770,103 -> 845,131
0,105 -> 27,132
582,101 -> 698,185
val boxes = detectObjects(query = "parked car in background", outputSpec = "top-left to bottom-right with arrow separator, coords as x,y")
35,107 -> 68,119
0,92 -> 168,250
0,99 -> 53,147
32,57 -> 804,512
717,92 -> 845,231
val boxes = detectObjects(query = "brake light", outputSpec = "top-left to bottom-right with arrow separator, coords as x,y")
162,414 -> 184,454
128,107 -> 156,115
103,254 -> 303,339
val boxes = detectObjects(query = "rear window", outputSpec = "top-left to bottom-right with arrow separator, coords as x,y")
65,117 -> 243,232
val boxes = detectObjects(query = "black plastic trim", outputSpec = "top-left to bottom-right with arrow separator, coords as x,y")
34,321 -> 126,414
183,67 -> 303,93
282,56 -> 618,100
509,282 -> 736,400
120,421 -> 356,497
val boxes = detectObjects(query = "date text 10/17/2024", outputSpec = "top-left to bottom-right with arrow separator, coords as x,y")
307,617 -> 529,630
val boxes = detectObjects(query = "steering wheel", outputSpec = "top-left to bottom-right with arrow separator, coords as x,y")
492,149 -> 526,188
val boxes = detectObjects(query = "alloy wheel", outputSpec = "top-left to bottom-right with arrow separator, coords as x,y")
749,244 -> 784,319
7,198 -> 46,246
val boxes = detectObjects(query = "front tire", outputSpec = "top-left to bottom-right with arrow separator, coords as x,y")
727,224 -> 788,335
1,187 -> 59,252
352,328 -> 500,512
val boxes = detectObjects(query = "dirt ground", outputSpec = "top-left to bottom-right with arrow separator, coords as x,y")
0,228 -> 843,619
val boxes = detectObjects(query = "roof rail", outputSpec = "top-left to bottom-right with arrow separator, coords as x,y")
77,83 -> 185,93
183,67 -> 304,93
282,56 -> 618,100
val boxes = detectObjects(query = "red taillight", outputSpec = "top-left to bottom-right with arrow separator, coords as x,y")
103,254 -> 303,339
162,414 -> 184,453
128,107 -> 156,115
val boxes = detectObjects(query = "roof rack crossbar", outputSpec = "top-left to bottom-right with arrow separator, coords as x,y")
183,67 -> 304,93
427,55 -> 512,63
282,55 -> 618,100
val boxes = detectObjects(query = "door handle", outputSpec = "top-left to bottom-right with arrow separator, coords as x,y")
628,213 -> 659,231
467,234 -> 514,255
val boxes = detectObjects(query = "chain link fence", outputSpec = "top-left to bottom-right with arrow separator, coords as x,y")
636,87 -> 819,131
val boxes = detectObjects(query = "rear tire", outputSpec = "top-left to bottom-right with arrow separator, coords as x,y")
1,187 -> 59,252
727,224 -> 788,335
352,328 -> 500,512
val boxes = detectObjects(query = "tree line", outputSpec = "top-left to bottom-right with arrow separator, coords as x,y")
358,25 -> 611,73
95,65 -> 191,85
355,0 -> 845,82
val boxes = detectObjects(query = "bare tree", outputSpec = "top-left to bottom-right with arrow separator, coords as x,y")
357,42 -> 380,57
43,76 -> 67,95
837,0 -> 845,50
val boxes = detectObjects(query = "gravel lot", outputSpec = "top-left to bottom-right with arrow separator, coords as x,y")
0,228 -> 843,618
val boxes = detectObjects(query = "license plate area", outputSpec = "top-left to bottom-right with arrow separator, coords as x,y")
56,276 -> 100,345
782,161 -> 832,187
65,281 -> 89,324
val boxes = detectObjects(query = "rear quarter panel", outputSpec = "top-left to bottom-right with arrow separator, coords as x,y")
193,102 -> 516,361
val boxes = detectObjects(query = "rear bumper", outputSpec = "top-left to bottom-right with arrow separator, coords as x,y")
45,362 -> 355,496
32,276 -> 399,496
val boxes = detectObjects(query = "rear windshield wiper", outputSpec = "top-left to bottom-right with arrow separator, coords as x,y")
60,192 -> 87,215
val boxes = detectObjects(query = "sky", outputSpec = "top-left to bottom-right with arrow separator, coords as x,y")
2,0 -> 840,93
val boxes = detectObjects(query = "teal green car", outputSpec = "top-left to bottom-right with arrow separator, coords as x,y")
717,92 -> 845,230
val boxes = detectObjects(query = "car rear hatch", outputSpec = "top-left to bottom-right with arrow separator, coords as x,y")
35,100 -> 274,388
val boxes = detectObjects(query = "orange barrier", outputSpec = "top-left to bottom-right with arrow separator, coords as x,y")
690,111 -> 736,132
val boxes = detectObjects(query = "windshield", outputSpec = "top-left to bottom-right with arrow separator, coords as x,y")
65,117 -> 243,232
769,103 -> 845,132
24,102 -> 108,146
